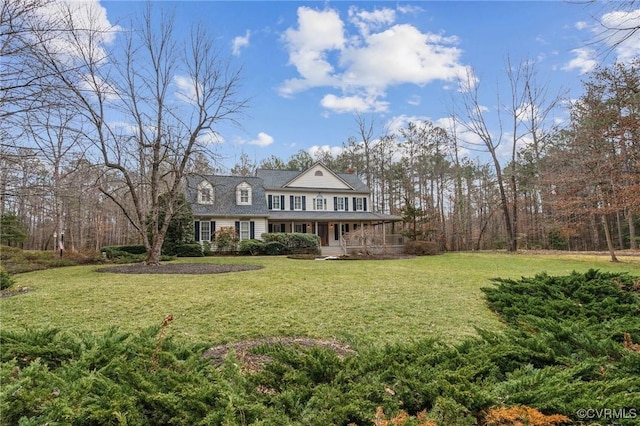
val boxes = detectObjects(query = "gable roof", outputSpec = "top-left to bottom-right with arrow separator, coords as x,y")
256,162 -> 369,192
186,175 -> 268,217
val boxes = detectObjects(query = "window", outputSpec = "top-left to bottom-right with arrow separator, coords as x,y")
197,181 -> 214,204
236,182 -> 252,205
294,195 -> 302,210
272,195 -> 281,210
354,197 -> 364,211
335,197 -> 345,211
200,221 -> 211,241
239,221 -> 250,240
314,194 -> 326,210
314,170 -> 323,176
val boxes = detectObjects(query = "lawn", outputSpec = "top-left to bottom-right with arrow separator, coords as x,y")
2,252 -> 639,348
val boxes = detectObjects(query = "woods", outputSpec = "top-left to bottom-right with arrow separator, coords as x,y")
1,1 -> 638,258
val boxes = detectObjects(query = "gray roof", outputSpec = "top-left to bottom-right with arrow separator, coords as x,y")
255,168 -> 369,192
186,175 -> 268,217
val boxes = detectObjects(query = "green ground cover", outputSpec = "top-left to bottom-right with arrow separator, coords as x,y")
2,252 -> 639,347
1,264 -> 638,425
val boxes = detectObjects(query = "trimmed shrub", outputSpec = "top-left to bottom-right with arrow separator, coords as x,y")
239,239 -> 265,256
403,240 -> 440,256
261,232 -> 320,254
174,244 -> 204,257
101,245 -> 146,256
263,241 -> 289,255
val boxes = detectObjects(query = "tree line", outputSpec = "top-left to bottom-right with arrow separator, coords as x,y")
1,0 -> 638,262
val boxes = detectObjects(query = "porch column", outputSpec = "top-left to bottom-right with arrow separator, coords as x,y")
291,221 -> 294,233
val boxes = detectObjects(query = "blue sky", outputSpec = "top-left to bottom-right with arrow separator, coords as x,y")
92,1 -> 639,171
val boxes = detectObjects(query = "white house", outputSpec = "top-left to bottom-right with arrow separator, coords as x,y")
187,162 -> 403,255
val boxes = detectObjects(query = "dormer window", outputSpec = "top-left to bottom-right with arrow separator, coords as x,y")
236,182 -> 252,205
197,181 -> 214,204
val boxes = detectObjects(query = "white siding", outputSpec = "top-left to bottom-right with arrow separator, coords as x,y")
285,164 -> 351,189
214,218 -> 268,240
266,190 -> 370,212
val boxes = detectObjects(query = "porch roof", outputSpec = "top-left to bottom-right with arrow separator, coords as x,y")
266,211 -> 403,222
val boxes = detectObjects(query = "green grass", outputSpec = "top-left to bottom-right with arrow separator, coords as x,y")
2,252 -> 639,348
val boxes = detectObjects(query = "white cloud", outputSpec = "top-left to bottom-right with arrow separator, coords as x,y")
309,144 -> 343,158
321,93 -> 389,113
575,21 -> 589,30
407,95 -> 421,106
197,131 -> 224,145
562,48 -> 598,74
279,7 -> 345,96
348,6 -> 396,36
174,75 -> 200,104
37,0 -> 120,63
599,8 -> 640,61
232,30 -> 251,56
247,132 -> 274,147
279,5 -> 471,114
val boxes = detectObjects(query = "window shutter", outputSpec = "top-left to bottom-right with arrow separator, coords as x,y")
235,221 -> 240,236
363,198 -> 367,211
334,224 -> 339,241
353,197 -> 357,211
333,197 -> 338,211
345,197 -> 349,211
211,221 -> 216,240
280,195 -> 285,210
302,224 -> 307,233
345,224 -> 350,233
250,221 -> 255,239
290,195 -> 294,210
302,196 -> 306,211
268,224 -> 273,233
268,195 -> 273,210
194,221 -> 200,242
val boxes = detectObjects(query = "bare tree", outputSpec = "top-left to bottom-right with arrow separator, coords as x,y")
453,68 -> 517,251
31,3 -> 247,264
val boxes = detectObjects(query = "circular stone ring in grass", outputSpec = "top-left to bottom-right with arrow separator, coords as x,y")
96,263 -> 263,274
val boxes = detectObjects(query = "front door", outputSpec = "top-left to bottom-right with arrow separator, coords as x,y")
317,222 -> 329,246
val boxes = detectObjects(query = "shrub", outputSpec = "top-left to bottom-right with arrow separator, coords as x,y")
214,227 -> 239,253
239,239 -> 265,255
0,267 -> 14,290
261,232 -> 320,254
403,240 -> 439,256
263,241 -> 289,255
101,245 -> 147,255
174,244 -> 204,257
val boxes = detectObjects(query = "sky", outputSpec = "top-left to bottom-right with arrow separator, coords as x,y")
67,1 -> 640,171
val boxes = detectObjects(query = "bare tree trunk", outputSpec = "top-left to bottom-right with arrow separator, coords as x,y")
602,214 -> 619,262
629,209 -> 637,250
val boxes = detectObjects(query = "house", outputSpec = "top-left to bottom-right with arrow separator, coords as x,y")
186,162 -> 403,255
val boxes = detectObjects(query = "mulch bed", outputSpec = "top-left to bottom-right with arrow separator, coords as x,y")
0,287 -> 32,298
203,337 -> 357,373
96,263 -> 263,274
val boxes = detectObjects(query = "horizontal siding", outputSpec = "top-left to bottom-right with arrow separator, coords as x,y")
211,218 -> 268,240
265,190 -> 370,212
285,164 -> 351,189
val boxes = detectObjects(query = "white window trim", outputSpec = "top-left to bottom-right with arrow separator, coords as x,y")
293,195 -> 303,211
239,221 -> 250,241
314,195 -> 326,211
197,181 -> 214,205
200,221 -> 211,241
335,197 -> 345,211
272,195 -> 281,210
236,182 -> 252,205
355,197 -> 364,212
